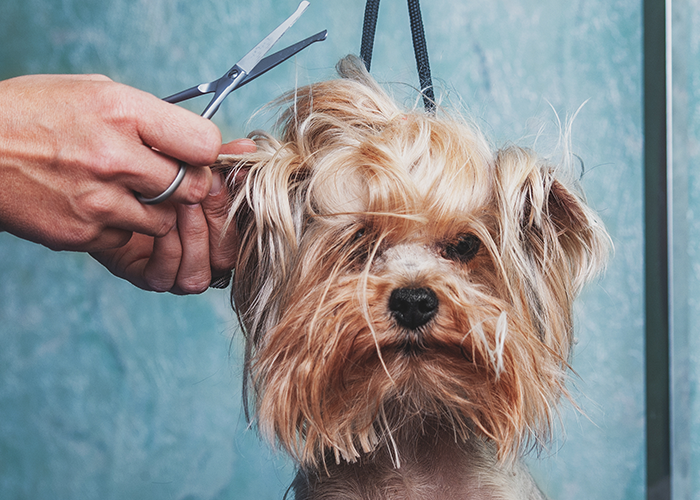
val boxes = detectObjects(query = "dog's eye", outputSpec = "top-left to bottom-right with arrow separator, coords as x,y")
353,227 -> 366,241
444,234 -> 481,263
344,226 -> 371,266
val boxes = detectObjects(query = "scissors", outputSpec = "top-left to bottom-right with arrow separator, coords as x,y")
137,0 -> 327,204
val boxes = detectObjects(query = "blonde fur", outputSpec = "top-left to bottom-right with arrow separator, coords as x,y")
214,55 -> 610,499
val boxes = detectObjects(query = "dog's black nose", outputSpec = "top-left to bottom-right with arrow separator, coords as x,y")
389,287 -> 438,330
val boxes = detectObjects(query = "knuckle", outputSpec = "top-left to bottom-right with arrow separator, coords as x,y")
89,84 -> 148,147
183,120 -> 222,166
183,167 -> 212,202
202,196 -> 231,220
199,123 -> 222,164
67,194 -> 132,251
91,83 -> 132,124
187,218 -> 210,242
143,263 -> 177,293
152,210 -> 177,238
84,74 -> 113,83
177,274 -> 210,295
209,241 -> 237,273
79,190 -> 116,220
63,130 -> 124,182
87,146 -> 124,180
144,277 -> 173,293
105,231 -> 133,249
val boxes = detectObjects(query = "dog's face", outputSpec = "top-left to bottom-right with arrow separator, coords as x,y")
219,57 -> 609,468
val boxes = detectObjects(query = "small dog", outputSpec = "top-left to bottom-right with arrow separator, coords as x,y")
215,55 -> 610,500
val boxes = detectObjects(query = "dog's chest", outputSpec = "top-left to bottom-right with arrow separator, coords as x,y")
295,434 -> 547,500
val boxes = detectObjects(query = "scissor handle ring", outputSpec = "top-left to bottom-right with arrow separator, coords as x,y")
136,163 -> 188,205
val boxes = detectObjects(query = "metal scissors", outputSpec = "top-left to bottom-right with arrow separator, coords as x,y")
137,0 -> 327,204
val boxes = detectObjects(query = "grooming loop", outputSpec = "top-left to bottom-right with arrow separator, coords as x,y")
360,0 -> 435,113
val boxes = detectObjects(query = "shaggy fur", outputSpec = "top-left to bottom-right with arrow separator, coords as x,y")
214,55 -> 610,499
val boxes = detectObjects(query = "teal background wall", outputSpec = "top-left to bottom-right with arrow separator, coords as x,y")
672,0 -> 700,498
0,0 -> 667,498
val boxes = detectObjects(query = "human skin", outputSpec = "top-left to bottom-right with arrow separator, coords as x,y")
90,139 -> 256,294
0,73 -> 252,293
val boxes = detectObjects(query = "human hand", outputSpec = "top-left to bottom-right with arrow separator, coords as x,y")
0,73 -> 221,252
90,139 -> 256,294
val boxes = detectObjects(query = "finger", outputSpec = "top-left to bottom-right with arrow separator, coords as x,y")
203,172 -> 239,276
117,201 -> 178,239
220,138 -> 257,155
79,82 -> 219,205
213,139 -> 256,200
73,179 -> 179,240
91,231 -> 184,293
171,203 -> 211,294
136,94 -> 222,166
142,228 -> 183,292
126,148 -> 213,206
89,233 -> 154,290
87,84 -> 220,206
169,164 -> 213,206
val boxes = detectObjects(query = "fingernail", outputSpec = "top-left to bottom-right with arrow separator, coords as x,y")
209,172 -> 224,196
221,138 -> 257,155
238,138 -> 256,148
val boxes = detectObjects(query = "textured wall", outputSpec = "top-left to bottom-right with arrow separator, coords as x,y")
0,1 -> 646,499
672,0 -> 700,498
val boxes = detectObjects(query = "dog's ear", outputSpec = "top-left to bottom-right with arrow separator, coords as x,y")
493,146 -> 609,356
495,146 -> 609,292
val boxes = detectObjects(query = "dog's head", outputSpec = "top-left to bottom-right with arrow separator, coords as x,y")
217,55 -> 609,467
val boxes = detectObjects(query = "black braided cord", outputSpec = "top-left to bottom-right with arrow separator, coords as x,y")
360,0 -> 381,72
359,0 -> 435,113
407,0 -> 435,113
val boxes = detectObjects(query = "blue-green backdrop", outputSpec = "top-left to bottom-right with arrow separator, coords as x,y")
1,0 -> 688,498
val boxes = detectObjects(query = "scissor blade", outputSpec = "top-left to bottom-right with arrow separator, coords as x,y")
235,0 -> 310,75
163,82 -> 217,104
236,29 -> 327,89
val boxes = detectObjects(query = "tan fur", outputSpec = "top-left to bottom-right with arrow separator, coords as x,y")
214,55 -> 610,499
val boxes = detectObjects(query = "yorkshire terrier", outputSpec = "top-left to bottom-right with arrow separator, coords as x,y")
214,55 -> 610,500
